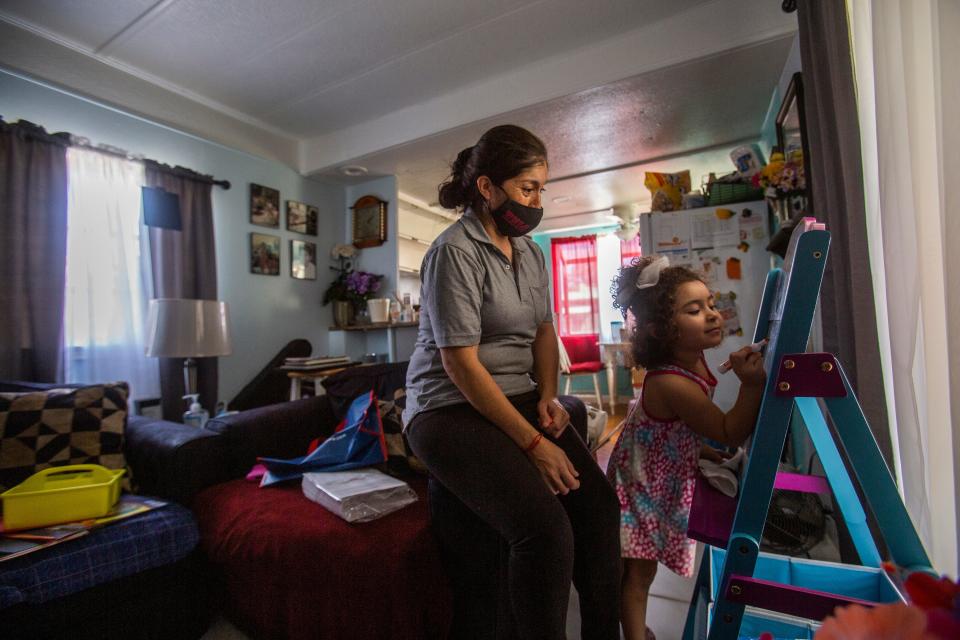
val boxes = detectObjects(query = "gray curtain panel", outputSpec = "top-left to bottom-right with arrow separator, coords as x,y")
797,1 -> 893,465
0,119 -> 69,382
144,162 -> 219,420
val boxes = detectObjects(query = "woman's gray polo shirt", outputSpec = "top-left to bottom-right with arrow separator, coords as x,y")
402,211 -> 553,425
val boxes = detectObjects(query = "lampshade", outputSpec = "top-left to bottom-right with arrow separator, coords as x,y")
145,299 -> 233,358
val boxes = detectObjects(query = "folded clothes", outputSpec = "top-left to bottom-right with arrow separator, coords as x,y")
698,448 -> 746,497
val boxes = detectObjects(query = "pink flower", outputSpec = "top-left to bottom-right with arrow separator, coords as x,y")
814,603 -> 934,640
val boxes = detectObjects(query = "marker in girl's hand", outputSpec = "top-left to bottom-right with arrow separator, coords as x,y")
718,339 -> 768,374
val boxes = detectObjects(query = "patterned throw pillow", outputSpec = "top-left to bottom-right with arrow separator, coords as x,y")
377,388 -> 427,477
0,382 -> 130,492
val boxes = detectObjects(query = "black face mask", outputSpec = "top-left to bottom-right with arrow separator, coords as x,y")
488,187 -> 544,237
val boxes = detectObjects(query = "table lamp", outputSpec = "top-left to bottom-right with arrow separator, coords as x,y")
145,299 -> 233,402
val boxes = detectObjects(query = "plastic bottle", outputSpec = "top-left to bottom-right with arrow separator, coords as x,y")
182,394 -> 209,428
400,293 -> 413,323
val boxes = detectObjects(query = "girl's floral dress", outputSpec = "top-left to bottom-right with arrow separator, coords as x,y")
606,362 -> 716,577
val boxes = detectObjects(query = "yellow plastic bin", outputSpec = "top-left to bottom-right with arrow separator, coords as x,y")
1,464 -> 124,530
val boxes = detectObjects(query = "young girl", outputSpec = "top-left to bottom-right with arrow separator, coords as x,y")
606,256 -> 766,640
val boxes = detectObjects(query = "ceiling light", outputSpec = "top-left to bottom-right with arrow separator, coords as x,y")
340,165 -> 368,177
551,195 -> 572,204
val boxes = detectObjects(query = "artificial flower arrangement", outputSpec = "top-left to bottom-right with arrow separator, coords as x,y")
322,244 -> 383,307
813,566 -> 960,640
753,148 -> 806,197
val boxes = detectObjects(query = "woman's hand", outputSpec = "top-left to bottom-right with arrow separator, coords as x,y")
729,346 -> 766,387
527,437 -> 580,495
537,397 -> 570,438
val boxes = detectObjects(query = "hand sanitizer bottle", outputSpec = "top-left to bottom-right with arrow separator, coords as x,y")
182,394 -> 209,429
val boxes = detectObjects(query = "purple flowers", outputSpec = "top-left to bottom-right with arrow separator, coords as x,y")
346,271 -> 382,297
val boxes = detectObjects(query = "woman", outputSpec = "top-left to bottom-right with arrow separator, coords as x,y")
402,125 -> 621,639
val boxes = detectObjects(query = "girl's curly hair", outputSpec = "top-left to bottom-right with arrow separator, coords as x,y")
611,257 -> 707,369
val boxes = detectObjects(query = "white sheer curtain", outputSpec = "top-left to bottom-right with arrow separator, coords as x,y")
63,147 -> 159,401
849,0 -> 959,573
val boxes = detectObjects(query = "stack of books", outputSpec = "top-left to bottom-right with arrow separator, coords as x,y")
0,495 -> 166,562
280,355 -> 355,372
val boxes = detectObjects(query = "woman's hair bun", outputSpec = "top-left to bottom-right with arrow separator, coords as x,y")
438,146 -> 475,209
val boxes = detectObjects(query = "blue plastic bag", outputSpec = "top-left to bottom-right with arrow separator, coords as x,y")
258,391 -> 388,487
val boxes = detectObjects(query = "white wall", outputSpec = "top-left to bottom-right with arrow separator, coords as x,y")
0,69 -> 346,403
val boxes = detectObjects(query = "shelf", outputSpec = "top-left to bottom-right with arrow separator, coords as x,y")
397,232 -> 432,247
398,265 -> 420,275
398,192 -> 459,222
329,321 -> 419,332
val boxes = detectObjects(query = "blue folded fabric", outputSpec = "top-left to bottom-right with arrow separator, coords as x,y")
0,502 -> 198,609
258,390 -> 388,486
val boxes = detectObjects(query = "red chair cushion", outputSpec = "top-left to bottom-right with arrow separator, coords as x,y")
193,476 -> 451,640
568,361 -> 604,374
560,334 -> 601,366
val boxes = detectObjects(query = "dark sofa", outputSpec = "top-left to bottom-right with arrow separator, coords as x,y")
3,363 -> 589,640
195,393 -> 452,640
0,410 -> 217,640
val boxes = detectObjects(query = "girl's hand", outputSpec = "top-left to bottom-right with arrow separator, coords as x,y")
527,437 -> 580,494
729,347 -> 766,387
537,397 -> 570,438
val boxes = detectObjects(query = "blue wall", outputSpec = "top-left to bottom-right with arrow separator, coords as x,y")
0,70 -> 346,403
327,175 -> 420,363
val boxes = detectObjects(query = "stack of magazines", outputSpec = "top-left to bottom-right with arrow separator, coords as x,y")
0,495 -> 166,562
280,355 -> 355,372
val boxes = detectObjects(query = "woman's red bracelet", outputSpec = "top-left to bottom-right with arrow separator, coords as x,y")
524,432 -> 543,453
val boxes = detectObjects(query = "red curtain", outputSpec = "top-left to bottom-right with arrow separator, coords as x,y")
551,235 -> 599,336
620,232 -> 642,267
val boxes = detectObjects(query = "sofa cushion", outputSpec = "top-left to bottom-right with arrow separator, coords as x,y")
0,383 -> 129,491
322,361 -> 409,420
194,477 -> 451,640
0,502 -> 199,610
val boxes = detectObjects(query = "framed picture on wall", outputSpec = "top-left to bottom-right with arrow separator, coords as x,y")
250,232 -> 280,275
290,240 -> 317,280
351,195 -> 387,248
286,200 -> 318,235
250,183 -> 280,227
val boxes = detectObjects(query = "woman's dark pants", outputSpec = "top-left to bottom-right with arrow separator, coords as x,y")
407,393 -> 621,640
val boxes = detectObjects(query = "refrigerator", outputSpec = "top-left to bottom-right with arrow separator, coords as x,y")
639,199 -> 772,411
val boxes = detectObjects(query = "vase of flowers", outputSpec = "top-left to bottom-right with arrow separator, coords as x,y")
344,271 -> 384,324
324,244 -> 358,327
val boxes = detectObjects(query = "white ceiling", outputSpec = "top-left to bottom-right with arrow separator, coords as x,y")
0,0 -> 797,222
350,35 -> 794,216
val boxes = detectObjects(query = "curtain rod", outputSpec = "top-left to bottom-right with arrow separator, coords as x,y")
2,117 -> 231,189
70,135 -> 231,190
70,134 -> 230,189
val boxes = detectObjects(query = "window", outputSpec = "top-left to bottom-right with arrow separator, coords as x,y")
62,148 -> 159,399
620,233 -> 642,267
551,235 -> 599,336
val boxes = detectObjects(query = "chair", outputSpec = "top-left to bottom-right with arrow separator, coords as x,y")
557,333 -> 605,412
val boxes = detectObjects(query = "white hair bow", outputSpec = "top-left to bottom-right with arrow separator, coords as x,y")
615,255 -> 670,308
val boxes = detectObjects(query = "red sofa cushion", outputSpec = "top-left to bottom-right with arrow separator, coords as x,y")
560,334 -> 601,366
568,361 -> 604,374
194,476 -> 451,640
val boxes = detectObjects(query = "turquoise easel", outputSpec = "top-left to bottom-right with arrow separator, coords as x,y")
682,220 -> 933,639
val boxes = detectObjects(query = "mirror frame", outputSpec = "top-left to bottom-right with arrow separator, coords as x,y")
775,72 -> 813,208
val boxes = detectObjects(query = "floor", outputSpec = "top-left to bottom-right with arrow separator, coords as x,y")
201,398 -> 695,640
